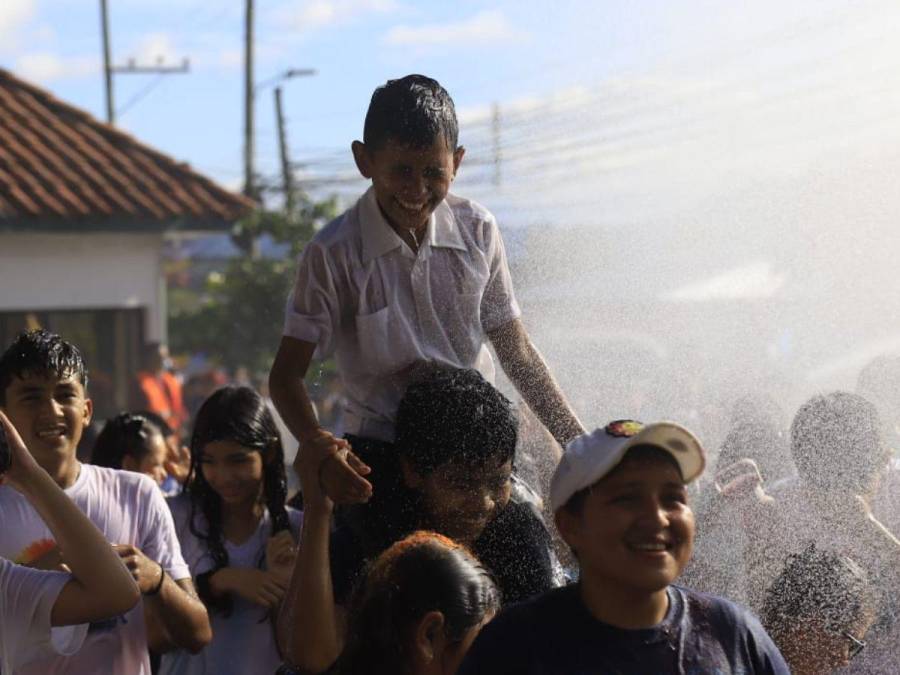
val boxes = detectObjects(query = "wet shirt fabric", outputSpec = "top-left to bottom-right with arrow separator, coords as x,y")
158,495 -> 303,675
0,558 -> 87,675
282,187 -> 521,442
458,584 -> 790,675
0,464 -> 190,675
330,499 -> 556,607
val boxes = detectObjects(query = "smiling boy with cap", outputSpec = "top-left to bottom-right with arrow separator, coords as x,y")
459,420 -> 789,674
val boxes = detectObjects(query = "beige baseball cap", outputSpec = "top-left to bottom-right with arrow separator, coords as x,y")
550,420 -> 706,512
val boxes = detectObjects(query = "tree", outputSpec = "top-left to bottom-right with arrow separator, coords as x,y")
168,195 -> 338,376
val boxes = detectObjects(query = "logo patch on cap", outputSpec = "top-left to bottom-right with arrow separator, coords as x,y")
605,420 -> 644,437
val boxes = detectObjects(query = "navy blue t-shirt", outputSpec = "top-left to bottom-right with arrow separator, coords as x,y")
458,584 -> 789,675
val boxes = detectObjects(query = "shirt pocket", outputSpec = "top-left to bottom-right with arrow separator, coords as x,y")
354,304 -> 420,376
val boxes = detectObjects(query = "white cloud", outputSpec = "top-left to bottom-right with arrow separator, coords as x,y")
133,32 -> 183,66
381,9 -> 524,47
0,0 -> 36,51
14,52 -> 97,83
276,0 -> 399,32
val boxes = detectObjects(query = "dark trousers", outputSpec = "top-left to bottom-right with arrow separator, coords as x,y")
337,434 -> 409,556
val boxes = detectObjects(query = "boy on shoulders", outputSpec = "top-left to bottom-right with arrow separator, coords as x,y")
269,74 -> 584,514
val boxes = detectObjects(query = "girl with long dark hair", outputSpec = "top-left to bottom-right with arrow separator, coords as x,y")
160,386 -> 301,675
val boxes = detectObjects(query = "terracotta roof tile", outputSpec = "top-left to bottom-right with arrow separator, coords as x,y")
0,68 -> 255,230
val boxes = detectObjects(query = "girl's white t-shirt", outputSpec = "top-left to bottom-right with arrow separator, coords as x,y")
0,558 -> 87,674
160,494 -> 302,675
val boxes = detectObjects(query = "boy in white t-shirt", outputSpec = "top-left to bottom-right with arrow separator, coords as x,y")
0,410 -> 139,673
0,330 -> 212,675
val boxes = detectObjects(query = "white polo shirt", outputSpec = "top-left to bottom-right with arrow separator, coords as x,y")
283,187 -> 521,442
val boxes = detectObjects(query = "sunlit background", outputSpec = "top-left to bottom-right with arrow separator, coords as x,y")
2,0 -> 899,440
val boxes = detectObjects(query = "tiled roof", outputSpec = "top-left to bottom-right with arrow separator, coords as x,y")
0,68 -> 255,231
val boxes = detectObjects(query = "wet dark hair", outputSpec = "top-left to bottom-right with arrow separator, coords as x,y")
363,74 -> 459,151
92,413 -> 162,469
0,329 -> 88,406
395,368 -> 517,476
763,544 -> 872,641
186,386 -> 289,614
562,444 -> 683,516
339,531 -> 500,675
791,391 -> 886,494
138,409 -> 176,439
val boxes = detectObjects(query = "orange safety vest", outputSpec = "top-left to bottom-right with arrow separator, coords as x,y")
136,371 -> 188,434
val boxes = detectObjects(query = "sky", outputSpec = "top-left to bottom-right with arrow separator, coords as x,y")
3,0 -> 900,399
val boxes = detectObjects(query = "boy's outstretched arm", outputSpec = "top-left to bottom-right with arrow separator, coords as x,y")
0,411 -> 141,626
269,336 -> 372,504
488,318 -> 586,448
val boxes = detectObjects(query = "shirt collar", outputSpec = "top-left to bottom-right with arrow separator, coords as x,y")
360,188 -> 466,263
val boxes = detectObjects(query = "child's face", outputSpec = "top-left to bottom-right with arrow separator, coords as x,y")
199,439 -> 264,508
353,135 -> 465,233
122,430 -> 168,486
404,457 -> 513,545
557,453 -> 694,594
1,372 -> 92,471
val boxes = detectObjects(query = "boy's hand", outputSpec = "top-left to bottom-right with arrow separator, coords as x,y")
113,544 -> 164,594
715,459 -> 770,502
295,430 -> 372,506
319,451 -> 372,505
164,443 -> 192,484
0,410 -> 45,492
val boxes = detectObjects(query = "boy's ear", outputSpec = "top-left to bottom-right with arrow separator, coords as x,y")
554,507 -> 581,551
82,397 -> 93,426
399,456 -> 424,489
352,141 -> 373,179
452,146 -> 465,178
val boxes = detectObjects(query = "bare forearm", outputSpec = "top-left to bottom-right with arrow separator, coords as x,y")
280,505 -> 342,671
270,374 -> 321,443
269,337 -> 323,443
20,469 -> 138,613
145,577 -> 211,653
491,321 -> 585,446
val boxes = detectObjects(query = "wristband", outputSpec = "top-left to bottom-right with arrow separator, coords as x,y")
144,561 -> 166,596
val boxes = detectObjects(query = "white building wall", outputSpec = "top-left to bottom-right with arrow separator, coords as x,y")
0,232 -> 165,341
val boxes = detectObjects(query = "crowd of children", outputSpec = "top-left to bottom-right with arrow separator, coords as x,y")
1,73 -> 899,675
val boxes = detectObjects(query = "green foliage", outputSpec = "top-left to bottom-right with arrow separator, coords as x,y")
168,197 -> 338,375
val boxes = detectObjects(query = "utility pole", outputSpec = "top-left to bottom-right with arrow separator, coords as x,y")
274,86 -> 295,214
100,0 -> 114,123
243,0 -> 255,199
491,102 -> 502,187
98,0 -> 190,125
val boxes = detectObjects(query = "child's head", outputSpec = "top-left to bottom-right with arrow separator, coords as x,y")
0,329 -> 92,469
791,391 -> 887,496
186,386 -> 289,572
552,421 -> 706,595
763,545 -> 874,674
92,413 -> 168,485
396,368 -> 517,545
363,74 -> 459,152
340,531 -> 500,675
352,75 -> 465,235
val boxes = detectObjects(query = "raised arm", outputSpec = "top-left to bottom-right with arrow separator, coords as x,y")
278,436 -> 345,673
0,411 -> 140,626
488,318 -> 585,448
269,336 -> 371,504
